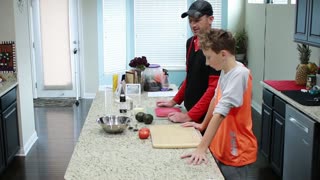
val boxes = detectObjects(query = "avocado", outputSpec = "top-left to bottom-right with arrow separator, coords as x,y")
143,114 -> 153,124
135,112 -> 145,122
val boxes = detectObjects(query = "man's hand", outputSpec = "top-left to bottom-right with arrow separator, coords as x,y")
156,99 -> 176,107
168,112 -> 191,123
181,121 -> 205,132
181,148 -> 208,165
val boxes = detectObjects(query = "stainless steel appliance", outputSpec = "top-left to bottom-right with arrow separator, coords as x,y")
283,105 -> 320,180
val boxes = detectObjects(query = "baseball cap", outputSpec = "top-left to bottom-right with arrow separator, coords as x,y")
181,0 -> 213,18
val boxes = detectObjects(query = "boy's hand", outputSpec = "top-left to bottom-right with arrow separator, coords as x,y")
181,121 -> 205,132
181,148 -> 208,165
156,100 -> 176,107
168,112 -> 191,123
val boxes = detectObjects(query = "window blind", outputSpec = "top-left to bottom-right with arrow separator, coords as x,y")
248,0 -> 264,3
103,0 -> 223,72
271,0 -> 288,4
134,0 -> 187,69
134,0 -> 222,69
103,0 -> 127,74
208,0 -> 222,28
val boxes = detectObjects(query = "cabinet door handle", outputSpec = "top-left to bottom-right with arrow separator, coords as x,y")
289,117 -> 308,133
263,109 -> 271,116
275,118 -> 283,126
302,139 -> 310,146
4,107 -> 16,119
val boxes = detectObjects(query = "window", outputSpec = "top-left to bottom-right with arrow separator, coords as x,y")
248,0 -> 292,4
103,0 -> 223,73
270,0 -> 287,4
248,0 -> 264,3
135,0 -> 222,69
134,0 -> 187,69
210,0 -> 222,28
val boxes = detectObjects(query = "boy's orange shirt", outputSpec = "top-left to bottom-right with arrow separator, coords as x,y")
209,73 -> 257,166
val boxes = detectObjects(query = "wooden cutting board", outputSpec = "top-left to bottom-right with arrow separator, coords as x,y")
149,124 -> 202,149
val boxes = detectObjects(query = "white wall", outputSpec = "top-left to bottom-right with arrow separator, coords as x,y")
13,0 -> 37,155
0,0 -> 15,40
246,4 -> 266,112
227,0 -> 245,33
246,3 -> 320,112
80,0 -> 99,98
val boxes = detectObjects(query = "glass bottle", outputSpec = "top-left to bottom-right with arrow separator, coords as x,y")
119,76 -> 127,113
161,69 -> 170,91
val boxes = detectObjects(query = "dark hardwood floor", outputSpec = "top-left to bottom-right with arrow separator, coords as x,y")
0,99 -> 92,180
0,100 -> 280,180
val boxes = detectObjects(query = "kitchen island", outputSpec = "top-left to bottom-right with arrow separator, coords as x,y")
64,91 -> 223,180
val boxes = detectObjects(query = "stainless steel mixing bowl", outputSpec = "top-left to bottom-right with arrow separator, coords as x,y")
96,115 -> 131,133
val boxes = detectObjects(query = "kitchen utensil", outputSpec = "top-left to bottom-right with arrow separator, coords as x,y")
96,115 -> 131,133
144,64 -> 162,91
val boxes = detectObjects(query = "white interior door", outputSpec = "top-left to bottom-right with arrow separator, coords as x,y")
31,0 -> 79,98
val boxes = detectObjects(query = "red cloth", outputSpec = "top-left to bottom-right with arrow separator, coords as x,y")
193,36 -> 200,52
154,107 -> 181,117
264,80 -> 305,91
173,80 -> 186,105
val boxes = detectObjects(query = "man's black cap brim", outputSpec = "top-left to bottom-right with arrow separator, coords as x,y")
181,10 -> 202,18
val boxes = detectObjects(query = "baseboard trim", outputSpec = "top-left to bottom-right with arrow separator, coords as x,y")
83,93 -> 95,99
252,100 -> 262,114
16,131 -> 38,156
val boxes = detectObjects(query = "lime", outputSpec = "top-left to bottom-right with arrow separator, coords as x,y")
135,112 -> 145,122
143,114 -> 153,124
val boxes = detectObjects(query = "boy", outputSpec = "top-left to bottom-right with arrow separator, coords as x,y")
181,29 -> 257,179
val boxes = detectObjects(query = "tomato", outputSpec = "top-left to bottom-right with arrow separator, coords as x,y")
139,127 -> 150,139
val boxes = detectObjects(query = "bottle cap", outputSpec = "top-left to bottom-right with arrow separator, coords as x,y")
120,94 -> 126,102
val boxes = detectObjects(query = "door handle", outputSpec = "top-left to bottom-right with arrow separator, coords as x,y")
263,109 -> 271,116
73,48 -> 78,54
289,117 -> 308,133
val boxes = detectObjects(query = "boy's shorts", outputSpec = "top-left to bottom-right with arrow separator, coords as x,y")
214,158 -> 254,180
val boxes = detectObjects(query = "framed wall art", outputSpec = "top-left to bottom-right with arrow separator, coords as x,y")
0,41 -> 16,73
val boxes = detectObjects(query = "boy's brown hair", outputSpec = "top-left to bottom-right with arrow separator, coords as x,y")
199,28 -> 236,55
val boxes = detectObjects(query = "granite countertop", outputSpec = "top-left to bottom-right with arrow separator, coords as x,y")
262,81 -> 320,123
0,73 -> 18,97
64,91 -> 223,180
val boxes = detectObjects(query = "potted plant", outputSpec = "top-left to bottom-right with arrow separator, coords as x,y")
128,56 -> 150,89
234,29 -> 248,65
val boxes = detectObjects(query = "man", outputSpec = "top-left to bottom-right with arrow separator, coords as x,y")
157,0 -> 220,123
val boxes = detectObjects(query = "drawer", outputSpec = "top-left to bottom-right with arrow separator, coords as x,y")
0,88 -> 17,111
263,88 -> 274,107
274,96 -> 286,117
